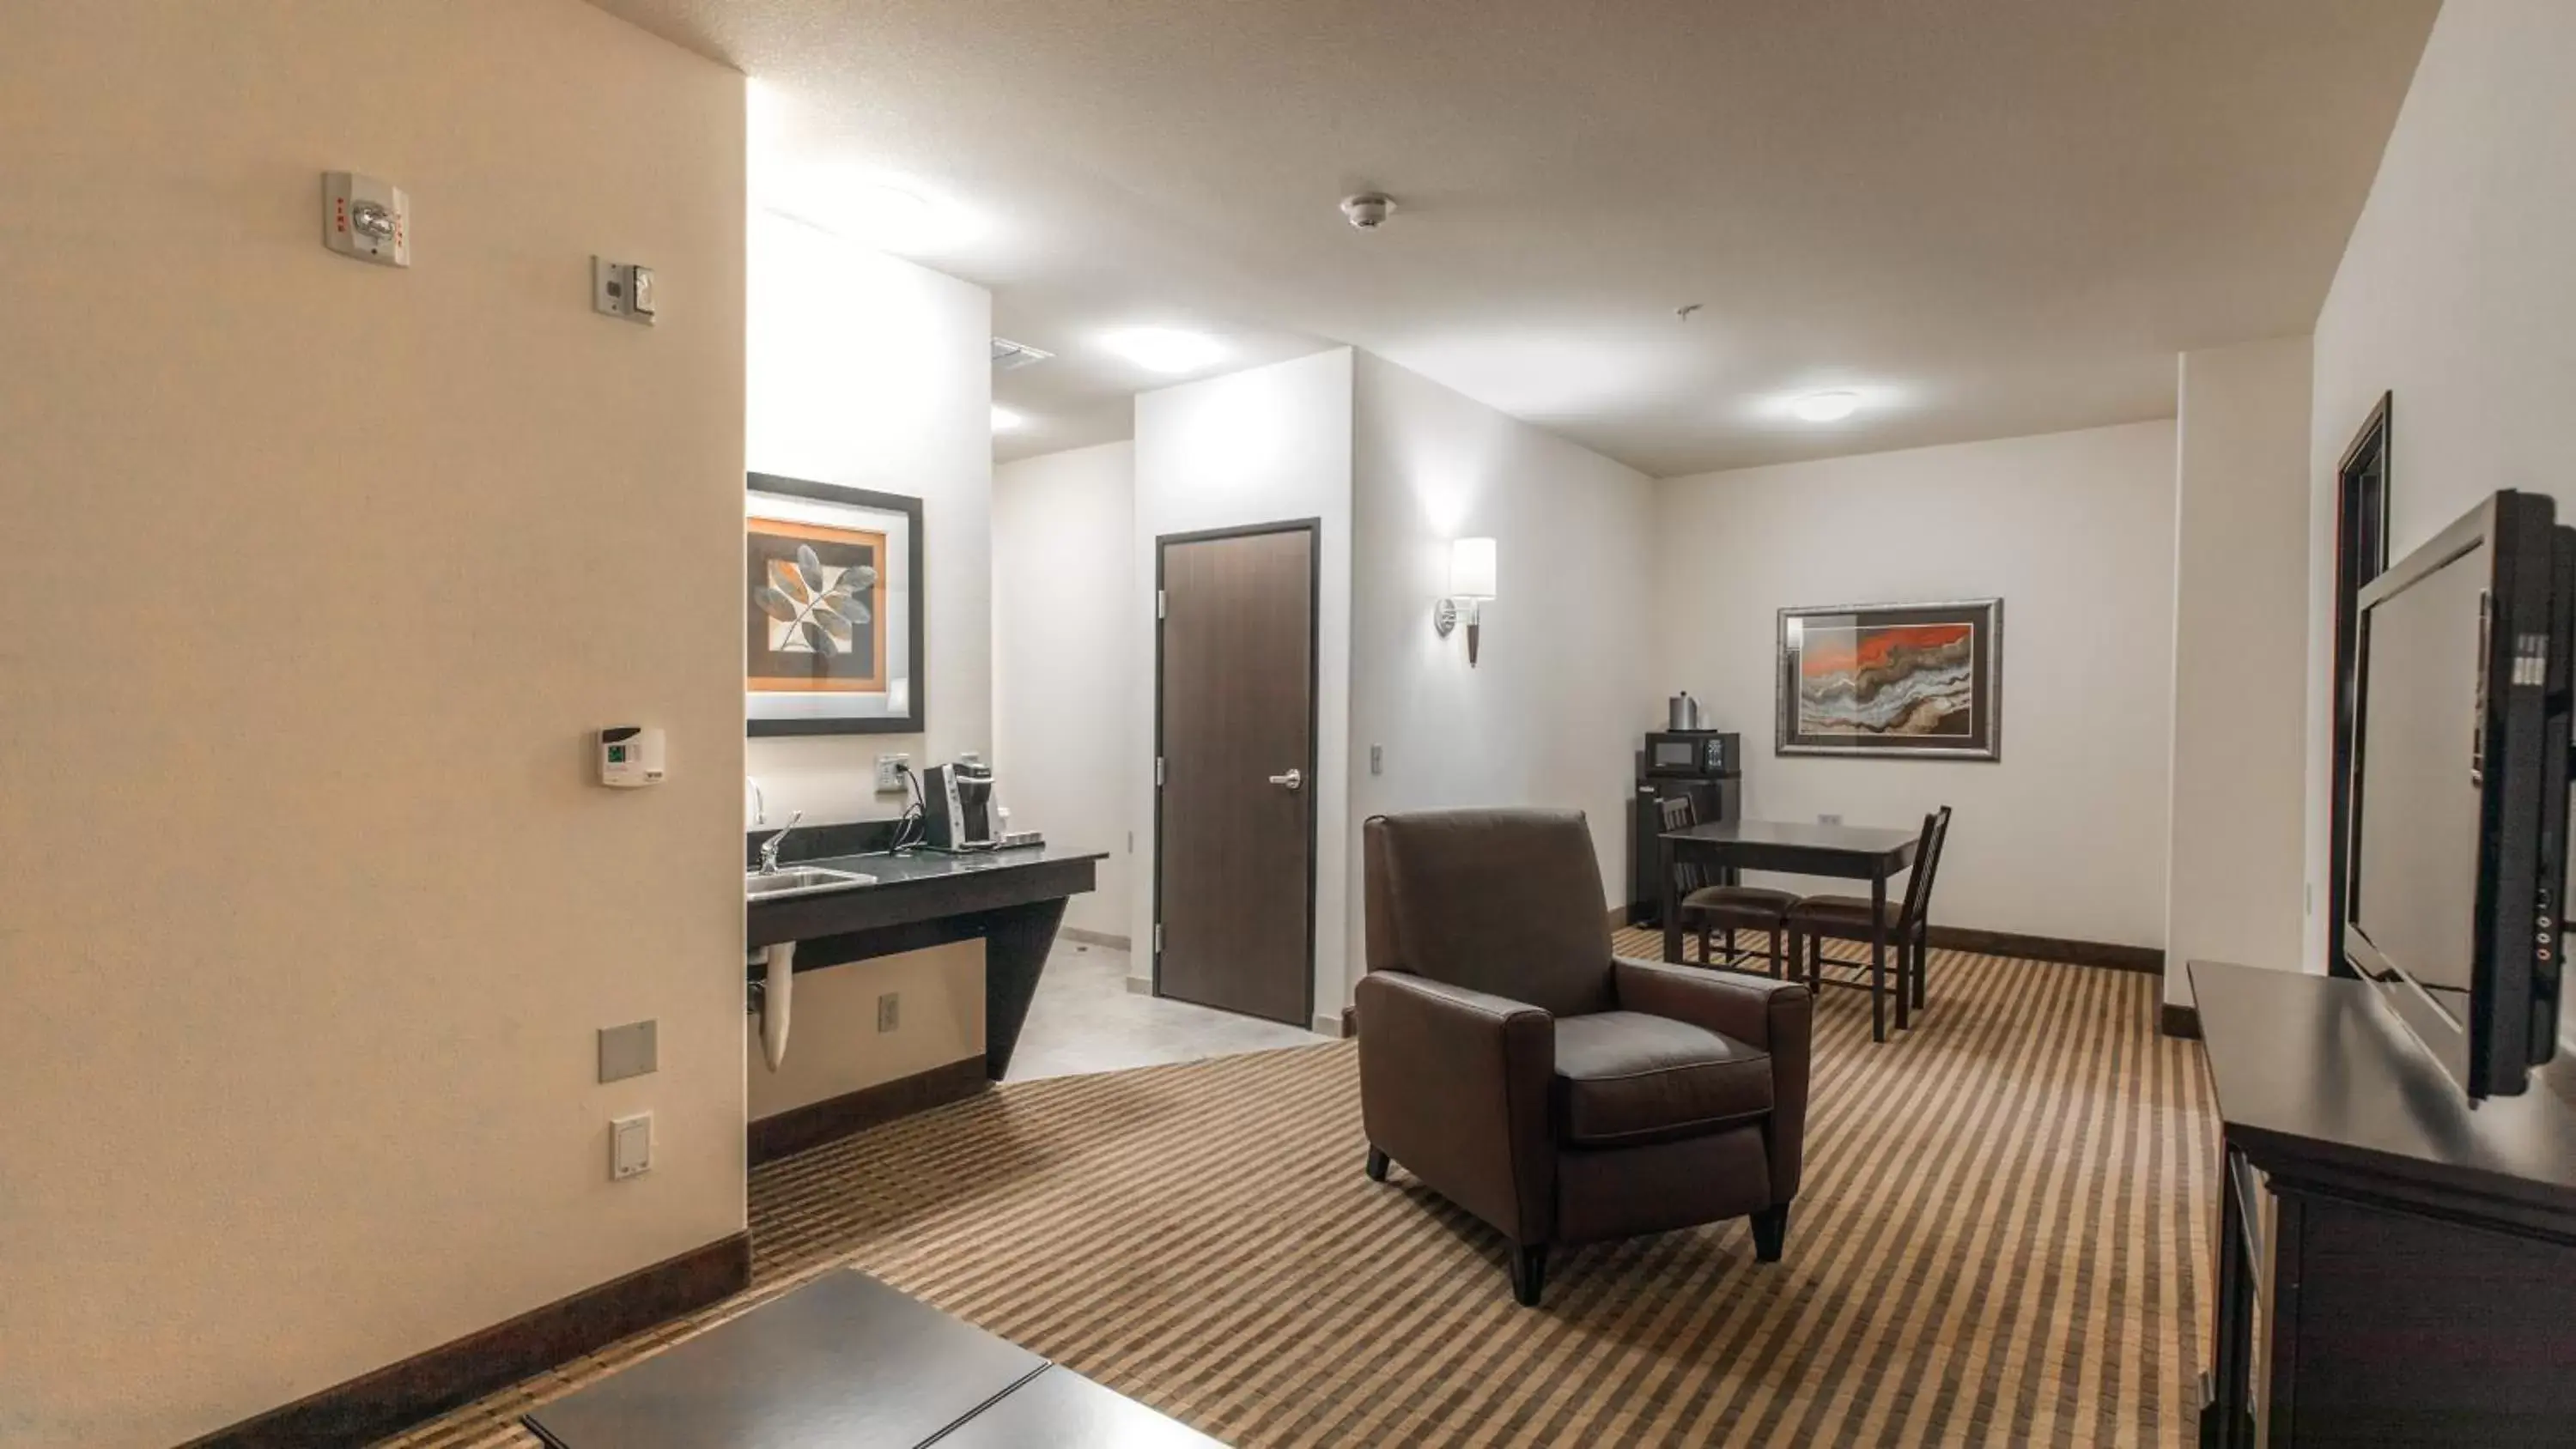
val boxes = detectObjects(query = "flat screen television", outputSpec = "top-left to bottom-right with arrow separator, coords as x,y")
2344,489 -> 2572,1100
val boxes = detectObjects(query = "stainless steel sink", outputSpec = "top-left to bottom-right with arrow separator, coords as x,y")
744,866 -> 877,900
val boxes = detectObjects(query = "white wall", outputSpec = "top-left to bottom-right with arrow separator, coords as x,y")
2165,338 -> 2313,1001
0,5 -> 745,1445
1655,422 -> 2180,949
1348,353 -> 1656,989
995,441 -> 1137,939
2304,0 -> 2576,974
745,212 -> 993,824
1131,350 -> 1355,1015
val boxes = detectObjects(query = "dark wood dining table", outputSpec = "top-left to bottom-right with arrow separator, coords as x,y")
1658,818 -> 1923,1040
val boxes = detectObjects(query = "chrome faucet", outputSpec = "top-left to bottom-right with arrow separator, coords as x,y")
756,811 -> 803,875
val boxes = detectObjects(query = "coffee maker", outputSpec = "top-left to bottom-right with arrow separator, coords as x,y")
922,755 -> 999,852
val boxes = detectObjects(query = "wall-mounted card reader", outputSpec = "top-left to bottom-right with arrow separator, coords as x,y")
599,726 -> 666,787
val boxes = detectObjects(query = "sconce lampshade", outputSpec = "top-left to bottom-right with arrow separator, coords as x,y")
1449,537 -> 1498,601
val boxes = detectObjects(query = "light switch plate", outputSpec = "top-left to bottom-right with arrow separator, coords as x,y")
877,991 -> 900,1034
611,1113 -> 653,1180
592,256 -> 654,324
598,1020 -> 657,1083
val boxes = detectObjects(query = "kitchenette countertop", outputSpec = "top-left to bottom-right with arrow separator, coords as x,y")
745,843 -> 1106,1083
785,842 -> 1109,888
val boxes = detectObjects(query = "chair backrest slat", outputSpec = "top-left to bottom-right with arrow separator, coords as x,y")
1657,795 -> 1704,894
1899,805 -> 1953,931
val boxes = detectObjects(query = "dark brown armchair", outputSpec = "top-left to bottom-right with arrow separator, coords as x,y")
1354,808 -> 1814,1306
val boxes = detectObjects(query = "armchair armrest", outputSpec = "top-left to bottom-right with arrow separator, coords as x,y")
1354,971 -> 1557,1245
1612,957 -> 1811,1202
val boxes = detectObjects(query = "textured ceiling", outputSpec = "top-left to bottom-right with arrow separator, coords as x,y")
593,0 -> 2436,475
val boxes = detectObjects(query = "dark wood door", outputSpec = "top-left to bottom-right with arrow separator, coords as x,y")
1156,523 -> 1316,1027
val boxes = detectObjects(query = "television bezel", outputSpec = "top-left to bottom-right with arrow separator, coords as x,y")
2342,489 -> 2567,1100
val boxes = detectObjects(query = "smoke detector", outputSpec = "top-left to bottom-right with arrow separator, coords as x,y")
1340,192 -> 1397,231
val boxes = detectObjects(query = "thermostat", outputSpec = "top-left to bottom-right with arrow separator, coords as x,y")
599,726 -> 666,787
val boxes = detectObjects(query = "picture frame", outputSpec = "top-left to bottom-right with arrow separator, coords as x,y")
1776,597 -> 2002,760
745,473 -> 926,737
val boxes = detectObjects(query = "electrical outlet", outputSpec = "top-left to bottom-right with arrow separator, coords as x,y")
875,754 -> 909,792
611,1113 -> 653,1180
1370,743 -> 1383,776
877,991 -> 900,1034
1818,813 -> 1843,826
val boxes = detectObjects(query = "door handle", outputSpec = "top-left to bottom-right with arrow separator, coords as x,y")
1268,768 -> 1304,791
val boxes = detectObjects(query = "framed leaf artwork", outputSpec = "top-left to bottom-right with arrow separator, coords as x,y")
746,474 -> 925,736
1776,598 -> 2002,760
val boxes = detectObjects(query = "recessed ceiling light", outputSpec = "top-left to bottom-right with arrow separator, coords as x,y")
1103,326 -> 1224,375
1790,390 -> 1862,423
991,404 -> 1025,433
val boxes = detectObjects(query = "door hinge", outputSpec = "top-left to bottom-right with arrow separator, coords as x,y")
1153,923 -> 1164,955
1156,589 -> 1167,621
1156,755 -> 1164,787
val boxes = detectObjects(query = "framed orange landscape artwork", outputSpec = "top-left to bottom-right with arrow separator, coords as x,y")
1776,598 -> 2002,760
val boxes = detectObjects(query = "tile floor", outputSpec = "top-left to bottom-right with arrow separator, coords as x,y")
1005,938 -> 1327,1081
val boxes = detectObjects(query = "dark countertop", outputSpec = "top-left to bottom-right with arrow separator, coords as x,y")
745,843 -> 1107,952
2190,959 -> 2576,1206
794,842 -> 1110,888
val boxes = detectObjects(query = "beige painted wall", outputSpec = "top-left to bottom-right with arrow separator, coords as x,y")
994,441 -> 1137,940
1655,422 -> 2180,949
1348,353 -> 1657,997
1129,351 -> 1356,1009
2305,0 -> 2576,1052
2166,337 -> 2313,1002
746,943 -> 985,1117
0,6 -> 747,1446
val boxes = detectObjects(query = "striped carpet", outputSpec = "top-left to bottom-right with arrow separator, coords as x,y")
389,937 -> 2214,1448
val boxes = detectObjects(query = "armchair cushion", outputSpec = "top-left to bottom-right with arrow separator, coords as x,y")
1611,958 -> 1813,1201
1552,1012 -> 1771,1147
1364,809 -> 1617,1017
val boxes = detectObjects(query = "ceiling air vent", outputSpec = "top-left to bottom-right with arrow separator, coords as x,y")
991,336 -> 1054,371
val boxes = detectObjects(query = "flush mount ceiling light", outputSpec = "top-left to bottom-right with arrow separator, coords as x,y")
1790,390 -> 1862,423
990,404 -> 1025,433
1102,326 -> 1224,375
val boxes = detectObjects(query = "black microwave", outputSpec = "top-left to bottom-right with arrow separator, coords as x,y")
1643,731 -> 1740,778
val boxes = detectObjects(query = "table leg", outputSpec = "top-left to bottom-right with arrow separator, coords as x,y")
1662,840 -> 1683,964
1871,869 -> 1889,1040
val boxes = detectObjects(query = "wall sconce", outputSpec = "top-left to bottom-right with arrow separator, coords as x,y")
1433,537 -> 1498,665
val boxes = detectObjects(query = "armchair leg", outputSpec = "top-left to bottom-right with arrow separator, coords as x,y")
1751,1205 -> 1791,1263
1510,1244 -> 1548,1307
1364,1147 -> 1390,1182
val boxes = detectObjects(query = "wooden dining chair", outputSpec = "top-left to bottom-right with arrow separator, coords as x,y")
1662,795 -> 1798,978
1785,806 -> 1952,1040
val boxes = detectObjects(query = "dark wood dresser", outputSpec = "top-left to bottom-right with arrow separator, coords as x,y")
2190,961 -> 2576,1447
